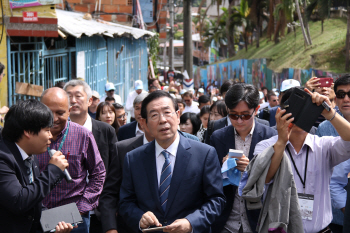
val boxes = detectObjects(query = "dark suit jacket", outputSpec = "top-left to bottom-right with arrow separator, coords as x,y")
91,118 -> 118,173
204,116 -> 270,144
117,121 -> 138,141
119,134 -> 226,233
210,122 -> 277,233
99,131 -> 202,233
99,135 -> 143,233
0,139 -> 65,233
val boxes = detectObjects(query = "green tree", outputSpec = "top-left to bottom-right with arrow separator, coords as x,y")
147,33 -> 160,74
306,0 -> 331,33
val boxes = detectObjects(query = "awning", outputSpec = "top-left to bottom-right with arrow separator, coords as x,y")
56,9 -> 156,39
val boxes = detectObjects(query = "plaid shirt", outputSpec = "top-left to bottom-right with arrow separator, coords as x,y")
37,121 -> 106,213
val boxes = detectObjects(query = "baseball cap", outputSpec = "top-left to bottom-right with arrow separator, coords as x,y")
179,89 -> 186,95
105,82 -> 115,91
135,80 -> 143,90
91,90 -> 100,99
198,88 -> 204,93
280,79 -> 300,92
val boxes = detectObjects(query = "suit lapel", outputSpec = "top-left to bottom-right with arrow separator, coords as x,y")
249,121 -> 263,160
4,140 -> 30,185
224,126 -> 236,165
165,135 -> 191,215
142,141 -> 163,213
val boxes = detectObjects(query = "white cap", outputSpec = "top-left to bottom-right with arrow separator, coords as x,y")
180,89 -> 186,95
280,79 -> 300,92
91,90 -> 100,99
105,82 -> 115,91
259,91 -> 264,99
135,80 -> 143,90
198,88 -> 204,93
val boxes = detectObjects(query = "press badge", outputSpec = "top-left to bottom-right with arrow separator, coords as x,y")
298,193 -> 314,220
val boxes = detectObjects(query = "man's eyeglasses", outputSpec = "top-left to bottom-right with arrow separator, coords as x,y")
228,110 -> 255,121
336,91 -> 350,99
117,112 -> 128,119
149,111 -> 176,121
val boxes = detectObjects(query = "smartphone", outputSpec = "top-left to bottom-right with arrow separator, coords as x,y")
142,226 -> 166,232
318,77 -> 333,87
229,149 -> 243,159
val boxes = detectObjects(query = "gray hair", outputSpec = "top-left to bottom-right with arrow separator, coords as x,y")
133,93 -> 149,107
63,79 -> 92,101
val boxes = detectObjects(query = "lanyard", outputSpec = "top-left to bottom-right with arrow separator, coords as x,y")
47,121 -> 70,152
286,145 -> 309,193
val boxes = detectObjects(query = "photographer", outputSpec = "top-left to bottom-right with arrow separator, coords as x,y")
242,87 -> 350,233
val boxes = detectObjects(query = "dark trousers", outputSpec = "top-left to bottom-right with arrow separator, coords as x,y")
89,214 -> 102,233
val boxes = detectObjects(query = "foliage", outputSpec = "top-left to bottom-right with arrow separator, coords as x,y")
147,33 -> 160,74
174,31 -> 184,39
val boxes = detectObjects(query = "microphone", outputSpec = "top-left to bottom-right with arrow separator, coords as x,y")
48,149 -> 73,183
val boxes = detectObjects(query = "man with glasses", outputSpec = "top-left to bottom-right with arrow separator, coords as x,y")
119,90 -> 225,232
113,103 -> 128,126
316,75 -> 350,233
210,83 -> 277,233
182,91 -> 200,114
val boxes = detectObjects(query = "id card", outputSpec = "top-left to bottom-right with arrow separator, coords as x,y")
298,193 -> 314,220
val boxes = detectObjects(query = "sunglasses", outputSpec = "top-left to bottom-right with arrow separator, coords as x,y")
228,110 -> 255,121
336,91 -> 350,99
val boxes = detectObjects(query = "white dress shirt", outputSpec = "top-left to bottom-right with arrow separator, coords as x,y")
15,143 -> 29,160
82,114 -> 93,132
143,134 -> 149,145
155,132 -> 180,186
135,123 -> 144,137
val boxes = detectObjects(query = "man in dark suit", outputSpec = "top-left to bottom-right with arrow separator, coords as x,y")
210,83 -> 277,233
0,99 -> 72,233
99,122 -> 198,233
119,91 -> 225,233
117,93 -> 149,141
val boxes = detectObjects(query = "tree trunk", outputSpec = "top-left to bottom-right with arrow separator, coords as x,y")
321,19 -> 324,33
226,0 -> 236,57
183,0 -> 193,78
303,0 -> 312,45
273,10 -> 281,43
267,0 -> 275,40
256,6 -> 260,48
295,0 -> 310,46
346,6 -> 350,71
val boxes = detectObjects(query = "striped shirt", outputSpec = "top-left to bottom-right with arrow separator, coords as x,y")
37,121 -> 106,213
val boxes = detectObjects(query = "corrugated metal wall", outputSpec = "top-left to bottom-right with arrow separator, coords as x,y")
107,37 -> 148,104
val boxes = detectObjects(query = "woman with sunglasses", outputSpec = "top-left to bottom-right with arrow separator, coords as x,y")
96,102 -> 120,135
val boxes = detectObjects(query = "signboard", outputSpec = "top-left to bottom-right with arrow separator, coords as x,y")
23,12 -> 38,22
15,82 -> 43,97
10,0 -> 61,9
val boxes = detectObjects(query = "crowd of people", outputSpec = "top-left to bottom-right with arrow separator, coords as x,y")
1,59 -> 350,233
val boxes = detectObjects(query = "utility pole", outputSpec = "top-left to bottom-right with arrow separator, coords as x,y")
169,0 -> 174,70
183,0 -> 193,78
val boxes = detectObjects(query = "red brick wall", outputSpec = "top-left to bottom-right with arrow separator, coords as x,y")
65,0 -> 167,38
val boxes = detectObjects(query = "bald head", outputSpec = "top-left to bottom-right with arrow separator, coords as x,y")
41,87 -> 70,139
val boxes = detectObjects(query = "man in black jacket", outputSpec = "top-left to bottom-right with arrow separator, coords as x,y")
0,99 -> 72,233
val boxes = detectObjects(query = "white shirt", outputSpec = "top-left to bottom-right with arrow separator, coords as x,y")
100,94 -> 122,105
125,90 -> 148,117
83,114 -> 93,132
143,134 -> 149,145
227,116 -> 231,126
155,132 -> 180,186
15,143 -> 29,160
135,123 -> 144,137
182,101 -> 200,114
254,134 -> 350,233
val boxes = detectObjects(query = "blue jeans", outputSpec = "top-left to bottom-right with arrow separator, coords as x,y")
71,213 -> 90,233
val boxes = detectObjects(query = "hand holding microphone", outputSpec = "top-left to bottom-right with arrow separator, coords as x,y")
48,150 -> 73,183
